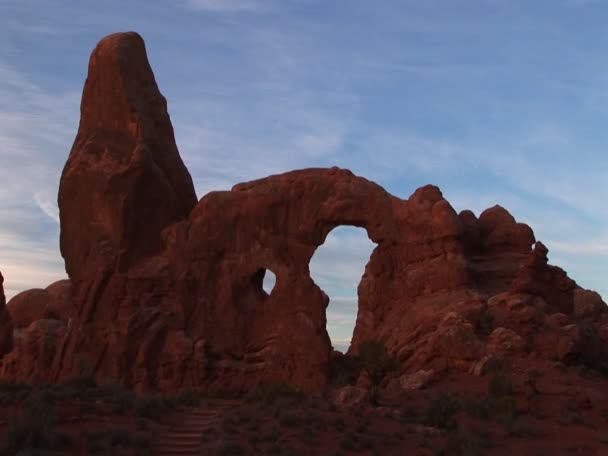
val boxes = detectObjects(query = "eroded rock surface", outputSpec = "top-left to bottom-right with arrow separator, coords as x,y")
0,32 -> 606,392
0,272 -> 12,357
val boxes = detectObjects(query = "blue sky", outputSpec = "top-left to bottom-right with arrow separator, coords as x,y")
1,0 -> 606,351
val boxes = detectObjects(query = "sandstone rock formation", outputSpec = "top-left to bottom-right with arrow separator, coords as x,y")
58,31 -> 197,280
0,32 -> 606,392
0,272 -> 13,357
1,280 -> 73,383
6,280 -> 72,328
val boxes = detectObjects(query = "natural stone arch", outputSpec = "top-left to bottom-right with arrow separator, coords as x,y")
11,32 -> 583,396
309,225 -> 378,353
261,269 -> 277,296
176,168 -> 402,391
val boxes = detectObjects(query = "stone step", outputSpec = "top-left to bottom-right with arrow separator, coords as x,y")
154,403 -> 239,456
177,417 -> 218,423
156,443 -> 200,449
156,443 -> 201,450
171,413 -> 219,420
154,448 -> 199,456
168,422 -> 216,428
157,435 -> 203,443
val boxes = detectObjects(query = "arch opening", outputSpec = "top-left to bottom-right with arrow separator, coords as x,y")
309,226 -> 377,354
262,269 -> 277,295
252,268 -> 277,297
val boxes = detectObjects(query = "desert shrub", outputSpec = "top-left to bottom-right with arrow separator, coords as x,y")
264,444 -> 282,455
494,395 -> 517,419
215,441 -> 246,455
264,444 -> 295,456
96,382 -> 135,402
63,371 -> 97,390
488,372 -> 513,398
245,383 -> 303,406
340,435 -> 357,451
329,352 -> 361,388
299,426 -> 315,445
483,371 -> 518,428
0,379 -> 32,393
0,380 -> 32,405
475,310 -> 495,335
360,435 -> 374,449
484,357 -> 507,374
134,395 -> 170,420
425,392 -> 460,429
563,323 -> 608,376
504,416 -> 542,438
439,426 -> 483,456
304,410 -> 325,428
400,406 -> 418,423
333,416 -> 346,431
278,411 -> 299,427
4,397 -> 72,454
525,369 -> 541,395
357,340 -> 396,386
84,427 -> 151,455
222,415 -> 237,433
175,389 -> 202,406
463,396 -> 492,420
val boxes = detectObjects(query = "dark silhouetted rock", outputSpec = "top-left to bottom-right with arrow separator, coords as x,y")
0,271 -> 12,357
7,289 -> 49,328
58,31 -> 197,280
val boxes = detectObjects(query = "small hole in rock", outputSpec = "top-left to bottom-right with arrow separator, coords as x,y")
262,269 -> 276,295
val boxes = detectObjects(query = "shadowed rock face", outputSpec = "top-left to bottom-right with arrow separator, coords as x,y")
0,272 -> 12,357
58,32 -> 197,279
0,32 -> 605,392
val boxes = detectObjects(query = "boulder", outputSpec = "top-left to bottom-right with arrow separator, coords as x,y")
557,323 -> 607,371
487,327 -> 526,355
0,319 -> 67,383
396,369 -> 435,390
6,280 -> 73,327
573,289 -> 606,319
333,386 -> 370,408
7,288 -> 49,328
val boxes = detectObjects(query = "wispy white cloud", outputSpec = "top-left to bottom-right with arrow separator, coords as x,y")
546,239 -> 608,257
185,0 -> 270,13
0,59 -> 75,300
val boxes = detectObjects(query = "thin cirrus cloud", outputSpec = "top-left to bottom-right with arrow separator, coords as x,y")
185,0 -> 271,13
1,1 -> 606,348
0,58 -> 77,301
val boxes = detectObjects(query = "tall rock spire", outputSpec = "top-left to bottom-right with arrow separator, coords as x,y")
58,32 -> 197,278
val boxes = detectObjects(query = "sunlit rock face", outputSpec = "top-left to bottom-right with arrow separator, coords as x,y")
0,32 -> 605,392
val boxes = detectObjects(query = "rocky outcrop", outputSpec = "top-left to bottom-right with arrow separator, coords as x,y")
0,272 -> 12,357
0,32 -> 605,391
6,280 -> 73,328
1,280 -> 73,382
58,31 -> 197,280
